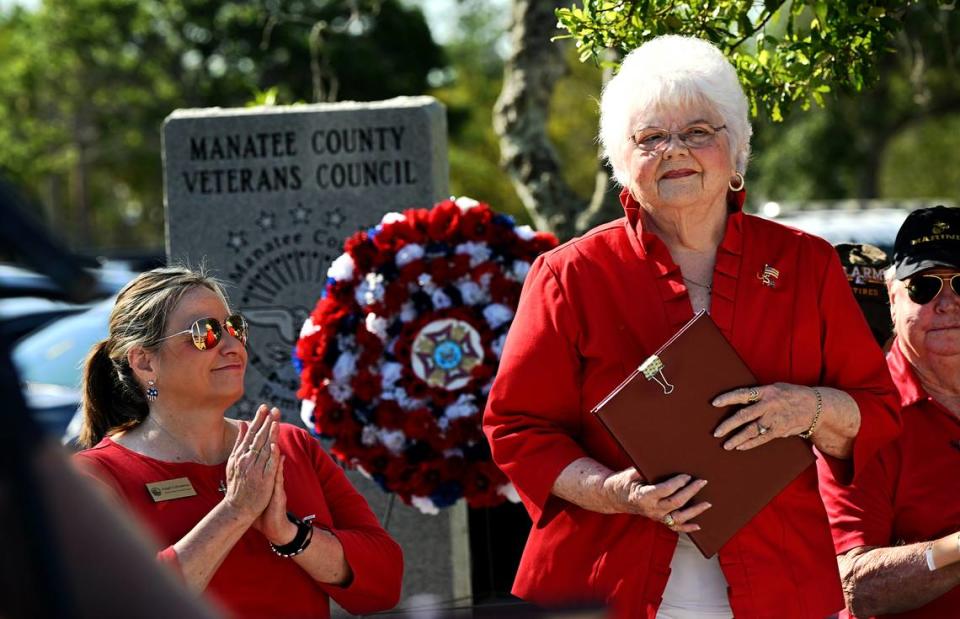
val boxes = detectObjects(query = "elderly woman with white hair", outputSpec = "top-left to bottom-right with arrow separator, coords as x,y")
483,36 -> 900,618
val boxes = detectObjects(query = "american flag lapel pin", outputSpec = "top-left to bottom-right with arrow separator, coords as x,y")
757,264 -> 780,288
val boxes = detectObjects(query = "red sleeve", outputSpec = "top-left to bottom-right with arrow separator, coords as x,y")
817,445 -> 897,554
815,247 -> 901,484
302,434 -> 403,614
73,452 -> 182,573
483,256 -> 588,525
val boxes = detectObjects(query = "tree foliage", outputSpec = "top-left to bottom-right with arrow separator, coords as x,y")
556,0 -> 934,121
743,1 -> 960,200
0,0 -> 443,250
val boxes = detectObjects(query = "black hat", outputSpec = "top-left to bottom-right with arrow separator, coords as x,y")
893,205 -> 960,280
835,243 -> 892,347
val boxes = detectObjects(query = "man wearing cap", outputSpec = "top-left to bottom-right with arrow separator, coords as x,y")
819,205 -> 960,618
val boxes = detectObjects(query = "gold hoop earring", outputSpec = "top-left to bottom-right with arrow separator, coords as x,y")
728,172 -> 745,192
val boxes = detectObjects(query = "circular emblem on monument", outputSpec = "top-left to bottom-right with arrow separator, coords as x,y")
411,318 -> 484,390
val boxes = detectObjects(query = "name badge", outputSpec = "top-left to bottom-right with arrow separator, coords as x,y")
145,477 -> 197,502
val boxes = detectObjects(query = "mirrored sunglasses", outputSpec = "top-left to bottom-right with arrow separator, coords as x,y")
159,313 -> 249,351
906,273 -> 960,305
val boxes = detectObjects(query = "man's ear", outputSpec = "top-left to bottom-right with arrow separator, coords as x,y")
128,345 -> 156,383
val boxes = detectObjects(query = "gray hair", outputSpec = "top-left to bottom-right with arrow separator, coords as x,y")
599,35 -> 752,186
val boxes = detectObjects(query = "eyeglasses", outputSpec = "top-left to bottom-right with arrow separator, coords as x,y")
158,314 -> 249,351
906,273 -> 960,305
632,123 -> 727,152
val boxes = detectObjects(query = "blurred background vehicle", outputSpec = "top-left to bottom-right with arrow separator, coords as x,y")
0,296 -> 89,343
12,297 -> 113,440
0,260 -> 144,342
758,200 -> 954,255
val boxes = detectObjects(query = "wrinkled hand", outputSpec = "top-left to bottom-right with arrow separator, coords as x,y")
601,468 -> 710,533
712,383 -> 818,451
223,405 -> 281,522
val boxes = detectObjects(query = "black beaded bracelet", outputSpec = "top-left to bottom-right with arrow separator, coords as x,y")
270,512 -> 315,558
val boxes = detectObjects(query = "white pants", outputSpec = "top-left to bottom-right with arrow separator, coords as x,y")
656,534 -> 733,619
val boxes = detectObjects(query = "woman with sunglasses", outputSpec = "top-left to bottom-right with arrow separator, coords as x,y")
483,36 -> 900,618
74,267 -> 402,619
820,205 -> 960,619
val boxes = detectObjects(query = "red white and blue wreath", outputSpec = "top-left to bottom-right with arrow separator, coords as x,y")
294,197 -> 558,514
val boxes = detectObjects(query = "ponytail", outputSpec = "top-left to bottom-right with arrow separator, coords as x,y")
78,340 -> 148,449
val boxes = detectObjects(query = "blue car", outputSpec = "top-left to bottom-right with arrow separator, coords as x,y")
13,298 -> 113,440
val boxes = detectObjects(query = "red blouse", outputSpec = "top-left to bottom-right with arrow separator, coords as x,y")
820,341 -> 960,619
75,423 -> 402,619
483,190 -> 900,618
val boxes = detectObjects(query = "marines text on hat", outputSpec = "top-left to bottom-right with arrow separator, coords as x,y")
893,205 -> 960,280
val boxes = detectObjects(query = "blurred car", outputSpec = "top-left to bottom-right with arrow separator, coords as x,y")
12,297 -> 113,439
0,296 -> 91,342
763,208 -> 911,255
0,262 -> 136,345
0,263 -> 134,301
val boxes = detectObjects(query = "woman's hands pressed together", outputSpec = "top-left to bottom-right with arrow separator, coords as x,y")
170,403 -> 289,590
255,451 -> 295,545
224,404 -> 283,526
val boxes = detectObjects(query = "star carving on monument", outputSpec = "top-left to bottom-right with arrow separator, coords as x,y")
324,207 -> 346,230
255,210 -> 276,231
226,230 -> 248,253
290,204 -> 312,225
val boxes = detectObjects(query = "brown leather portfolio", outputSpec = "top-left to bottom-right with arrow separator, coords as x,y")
591,310 -> 815,558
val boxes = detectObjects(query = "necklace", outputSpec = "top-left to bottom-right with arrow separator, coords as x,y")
682,275 -> 712,291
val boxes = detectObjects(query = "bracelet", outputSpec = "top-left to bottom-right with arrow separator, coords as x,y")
799,387 -> 823,439
270,512 -> 316,558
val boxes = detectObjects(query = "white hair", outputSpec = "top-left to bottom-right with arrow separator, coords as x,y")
884,265 -> 897,284
599,35 -> 752,187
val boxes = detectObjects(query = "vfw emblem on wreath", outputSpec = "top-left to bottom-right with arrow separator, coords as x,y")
411,319 -> 483,390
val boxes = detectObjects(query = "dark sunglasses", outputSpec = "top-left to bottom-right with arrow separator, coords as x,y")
906,273 -> 960,305
158,314 -> 249,350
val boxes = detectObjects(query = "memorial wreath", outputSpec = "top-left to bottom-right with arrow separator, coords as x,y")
295,197 -> 558,514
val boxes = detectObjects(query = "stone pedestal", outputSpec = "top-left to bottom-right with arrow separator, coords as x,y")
163,97 -> 469,611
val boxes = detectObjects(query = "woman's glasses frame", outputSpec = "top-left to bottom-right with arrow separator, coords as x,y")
906,273 -> 960,305
631,123 -> 727,152
157,313 -> 249,351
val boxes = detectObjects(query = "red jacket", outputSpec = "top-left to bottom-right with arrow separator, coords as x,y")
75,423 -> 402,619
820,341 -> 960,619
484,191 -> 900,618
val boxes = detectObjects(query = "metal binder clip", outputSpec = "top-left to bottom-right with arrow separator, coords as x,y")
639,355 -> 674,395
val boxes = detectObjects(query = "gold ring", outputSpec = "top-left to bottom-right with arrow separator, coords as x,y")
747,387 -> 761,403
248,447 -> 261,454
662,513 -> 676,527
